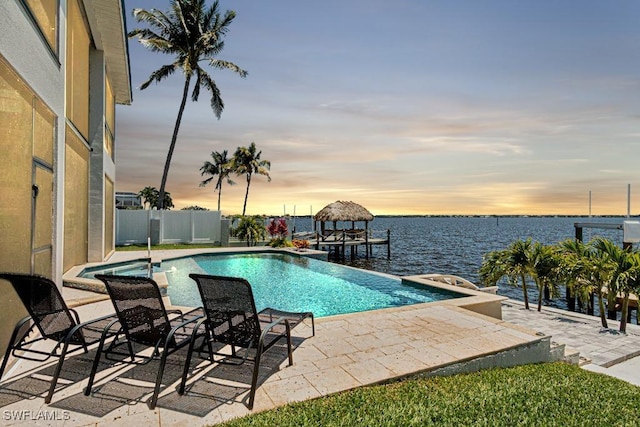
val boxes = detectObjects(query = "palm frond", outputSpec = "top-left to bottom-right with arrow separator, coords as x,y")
198,70 -> 224,118
140,63 -> 179,90
208,59 -> 248,77
199,176 -> 214,187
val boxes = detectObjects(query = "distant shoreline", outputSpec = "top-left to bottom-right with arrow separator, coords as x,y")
373,214 -> 639,219
280,214 -> 640,219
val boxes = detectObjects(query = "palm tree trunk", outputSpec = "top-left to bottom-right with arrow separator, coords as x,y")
242,174 -> 251,216
521,274 -> 530,310
537,280 -> 543,312
598,291 -> 608,329
607,292 -> 618,320
216,177 -> 223,211
620,294 -> 629,333
158,75 -> 191,209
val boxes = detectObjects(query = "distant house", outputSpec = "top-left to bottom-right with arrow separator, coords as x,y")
0,1 -> 132,282
116,192 -> 143,209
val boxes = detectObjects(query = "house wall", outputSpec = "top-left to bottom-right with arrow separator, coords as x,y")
0,0 -> 130,356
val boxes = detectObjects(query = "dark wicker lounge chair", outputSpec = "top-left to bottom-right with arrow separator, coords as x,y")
180,274 -> 315,409
86,275 -> 208,409
0,273 -> 119,404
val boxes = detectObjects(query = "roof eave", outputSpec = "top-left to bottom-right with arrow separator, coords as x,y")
83,0 -> 132,105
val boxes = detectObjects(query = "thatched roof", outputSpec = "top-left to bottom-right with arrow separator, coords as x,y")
314,201 -> 374,222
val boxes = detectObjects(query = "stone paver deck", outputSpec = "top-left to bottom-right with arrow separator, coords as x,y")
502,299 -> 640,367
0,292 -> 544,427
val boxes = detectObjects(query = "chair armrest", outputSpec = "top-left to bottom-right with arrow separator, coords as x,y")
164,313 -> 205,346
69,308 -> 82,325
69,317 -> 121,347
166,308 -> 185,323
258,316 -> 292,346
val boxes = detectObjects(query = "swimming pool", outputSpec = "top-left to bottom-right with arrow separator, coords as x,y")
79,251 -> 465,317
161,252 -> 464,317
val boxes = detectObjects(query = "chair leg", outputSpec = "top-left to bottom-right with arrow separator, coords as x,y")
286,326 -> 293,366
310,314 -> 315,336
84,335 -> 107,396
0,346 -> 11,382
0,330 -> 21,381
44,341 -> 71,404
248,343 -> 265,410
178,319 -> 206,395
0,317 -> 33,381
148,348 -> 169,409
127,341 -> 135,361
84,319 -> 120,396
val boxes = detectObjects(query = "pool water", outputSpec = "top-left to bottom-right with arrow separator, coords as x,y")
81,260 -> 160,278
162,253 -> 464,317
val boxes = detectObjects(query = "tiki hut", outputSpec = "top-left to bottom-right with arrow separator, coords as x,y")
314,201 -> 374,235
313,201 -> 388,259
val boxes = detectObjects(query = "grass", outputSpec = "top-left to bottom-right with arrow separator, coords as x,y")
116,243 -> 221,251
219,363 -> 640,427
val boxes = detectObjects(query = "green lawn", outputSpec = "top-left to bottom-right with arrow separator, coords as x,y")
116,243 -> 222,251
219,363 -> 640,427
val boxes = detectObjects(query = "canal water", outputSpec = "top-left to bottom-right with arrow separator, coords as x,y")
294,215 -> 636,316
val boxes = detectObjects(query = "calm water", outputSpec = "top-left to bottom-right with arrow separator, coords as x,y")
295,216 -> 635,311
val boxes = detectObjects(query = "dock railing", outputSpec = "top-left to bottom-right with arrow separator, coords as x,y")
292,229 -> 390,259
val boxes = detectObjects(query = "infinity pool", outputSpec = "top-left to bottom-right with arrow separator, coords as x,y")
80,252 -> 464,317
161,252 -> 464,317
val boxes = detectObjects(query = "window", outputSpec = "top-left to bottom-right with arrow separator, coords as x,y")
64,125 -> 89,272
23,0 -> 59,55
0,55 -> 55,275
65,0 -> 89,139
105,77 -> 115,158
104,176 -> 114,255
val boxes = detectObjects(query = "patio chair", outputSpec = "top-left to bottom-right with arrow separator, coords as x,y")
179,274 -> 315,409
85,274 -> 208,409
0,273 -> 120,404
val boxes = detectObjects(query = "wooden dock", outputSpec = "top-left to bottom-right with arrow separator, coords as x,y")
294,229 -> 390,260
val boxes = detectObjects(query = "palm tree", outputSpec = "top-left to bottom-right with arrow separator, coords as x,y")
529,242 -> 561,312
480,238 -> 533,309
623,252 -> 640,333
161,192 -> 175,210
199,150 -> 235,211
136,186 -> 174,210
559,238 -> 615,328
234,216 -> 266,247
129,0 -> 247,209
138,186 -> 157,209
232,142 -> 271,216
558,239 -> 595,315
593,238 -> 638,332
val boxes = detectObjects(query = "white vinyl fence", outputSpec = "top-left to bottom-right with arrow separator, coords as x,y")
116,210 -> 222,245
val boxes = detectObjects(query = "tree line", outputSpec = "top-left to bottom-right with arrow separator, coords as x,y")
481,237 -> 640,333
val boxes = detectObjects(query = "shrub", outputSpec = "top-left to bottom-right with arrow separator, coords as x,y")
292,239 -> 310,249
267,218 -> 291,248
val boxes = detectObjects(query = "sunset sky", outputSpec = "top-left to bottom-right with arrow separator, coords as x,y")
115,0 -> 640,216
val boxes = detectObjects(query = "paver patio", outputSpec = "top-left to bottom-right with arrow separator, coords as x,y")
0,290 -> 546,427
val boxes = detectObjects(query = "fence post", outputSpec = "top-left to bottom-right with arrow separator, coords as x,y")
149,210 -> 161,245
190,210 -> 195,243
